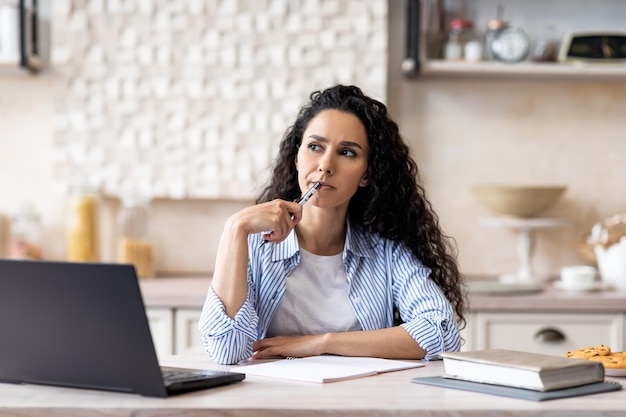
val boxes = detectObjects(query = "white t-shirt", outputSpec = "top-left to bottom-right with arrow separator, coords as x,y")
266,248 -> 362,337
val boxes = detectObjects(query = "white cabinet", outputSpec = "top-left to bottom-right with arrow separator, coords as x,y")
146,307 -> 204,355
174,308 -> 205,355
145,308 -> 174,356
468,312 -> 625,356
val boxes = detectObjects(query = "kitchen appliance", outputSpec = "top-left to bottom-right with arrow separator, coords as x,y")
559,32 -> 626,63
0,0 -> 41,72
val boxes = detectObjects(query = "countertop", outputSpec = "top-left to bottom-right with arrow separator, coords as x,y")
139,276 -> 212,308
469,285 -> 626,312
1,354 -> 625,416
139,277 -> 626,313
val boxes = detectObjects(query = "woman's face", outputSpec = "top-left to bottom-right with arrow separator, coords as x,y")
295,109 -> 369,210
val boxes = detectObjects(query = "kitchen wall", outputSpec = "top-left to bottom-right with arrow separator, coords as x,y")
387,1 -> 626,278
1,0 -> 625,279
0,0 -> 387,274
51,0 -> 387,200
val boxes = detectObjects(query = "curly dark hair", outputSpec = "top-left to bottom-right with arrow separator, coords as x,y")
256,84 -> 466,331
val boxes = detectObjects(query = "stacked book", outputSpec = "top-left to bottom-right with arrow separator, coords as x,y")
413,348 -> 621,401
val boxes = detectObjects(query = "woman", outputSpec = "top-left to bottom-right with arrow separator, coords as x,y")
199,85 -> 466,365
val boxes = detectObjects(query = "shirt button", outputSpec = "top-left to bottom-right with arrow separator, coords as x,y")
353,297 -> 361,304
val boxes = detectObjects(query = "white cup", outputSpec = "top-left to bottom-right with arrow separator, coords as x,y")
560,265 -> 597,289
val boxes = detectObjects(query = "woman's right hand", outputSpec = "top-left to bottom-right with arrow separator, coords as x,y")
212,199 -> 301,317
228,199 -> 304,244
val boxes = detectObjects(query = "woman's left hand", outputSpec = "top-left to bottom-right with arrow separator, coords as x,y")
251,334 -> 328,359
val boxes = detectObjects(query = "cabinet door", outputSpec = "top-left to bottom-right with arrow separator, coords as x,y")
174,308 -> 205,355
473,312 -> 624,356
145,308 -> 174,356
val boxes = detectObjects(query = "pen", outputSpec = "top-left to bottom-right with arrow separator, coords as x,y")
296,182 -> 322,205
261,182 -> 322,246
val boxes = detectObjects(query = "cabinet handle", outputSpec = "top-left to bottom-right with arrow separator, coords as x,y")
534,328 -> 566,343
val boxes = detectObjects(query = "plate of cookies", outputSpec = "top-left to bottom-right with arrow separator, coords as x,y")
565,345 -> 626,377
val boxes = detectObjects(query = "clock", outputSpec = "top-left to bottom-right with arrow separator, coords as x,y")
490,27 -> 531,64
559,32 -> 626,63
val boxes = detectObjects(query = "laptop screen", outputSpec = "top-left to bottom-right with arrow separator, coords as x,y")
0,260 -> 172,397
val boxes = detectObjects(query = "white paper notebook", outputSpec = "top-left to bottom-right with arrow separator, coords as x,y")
235,356 -> 424,383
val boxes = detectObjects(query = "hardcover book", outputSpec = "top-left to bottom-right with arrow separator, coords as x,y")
442,349 -> 605,391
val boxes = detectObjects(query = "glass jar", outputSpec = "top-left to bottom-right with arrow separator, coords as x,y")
9,204 -> 44,260
117,195 -> 154,279
444,18 -> 474,60
464,37 -> 483,62
66,185 -> 100,262
532,25 -> 559,62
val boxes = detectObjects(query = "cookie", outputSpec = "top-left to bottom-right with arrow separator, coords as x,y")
565,350 -> 596,359
588,355 -> 626,369
590,345 -> 612,356
565,345 -> 611,359
565,345 -> 626,369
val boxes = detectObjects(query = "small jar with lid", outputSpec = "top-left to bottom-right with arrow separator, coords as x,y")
66,184 -> 100,262
117,195 -> 154,279
9,204 -> 44,260
444,18 -> 474,60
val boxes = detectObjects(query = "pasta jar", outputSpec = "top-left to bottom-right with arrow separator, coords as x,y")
117,195 -> 154,279
66,185 -> 100,262
9,204 -> 44,260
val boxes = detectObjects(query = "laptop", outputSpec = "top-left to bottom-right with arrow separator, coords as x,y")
0,259 -> 244,397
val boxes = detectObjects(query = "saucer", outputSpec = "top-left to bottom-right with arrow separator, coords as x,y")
553,280 -> 607,292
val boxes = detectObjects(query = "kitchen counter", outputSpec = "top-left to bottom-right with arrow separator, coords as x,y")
0,354 -> 624,416
139,277 -> 626,356
139,276 -> 211,308
139,277 -> 626,312
469,284 -> 626,312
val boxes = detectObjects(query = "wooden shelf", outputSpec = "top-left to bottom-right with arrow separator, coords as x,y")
419,60 -> 626,80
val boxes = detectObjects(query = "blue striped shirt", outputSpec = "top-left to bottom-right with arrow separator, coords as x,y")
198,219 -> 461,365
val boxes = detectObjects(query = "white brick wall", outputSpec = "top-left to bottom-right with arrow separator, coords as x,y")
52,0 -> 388,200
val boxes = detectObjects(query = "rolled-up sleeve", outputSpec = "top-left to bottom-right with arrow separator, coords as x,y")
401,311 -> 460,360
198,287 -> 259,365
392,244 -> 460,360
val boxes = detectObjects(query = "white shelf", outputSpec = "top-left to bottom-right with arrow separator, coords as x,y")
420,59 -> 626,80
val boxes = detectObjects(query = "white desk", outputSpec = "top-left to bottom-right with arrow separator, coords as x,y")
0,354 -> 624,416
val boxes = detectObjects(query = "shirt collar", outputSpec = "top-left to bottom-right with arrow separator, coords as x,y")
344,219 -> 377,260
269,228 -> 300,262
269,217 -> 377,262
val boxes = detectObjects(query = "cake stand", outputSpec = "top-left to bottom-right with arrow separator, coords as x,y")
479,216 -> 568,283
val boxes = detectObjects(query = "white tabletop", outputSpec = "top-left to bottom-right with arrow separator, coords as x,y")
0,354 -> 624,417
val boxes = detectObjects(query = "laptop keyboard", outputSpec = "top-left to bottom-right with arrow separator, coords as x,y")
162,369 -> 211,384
